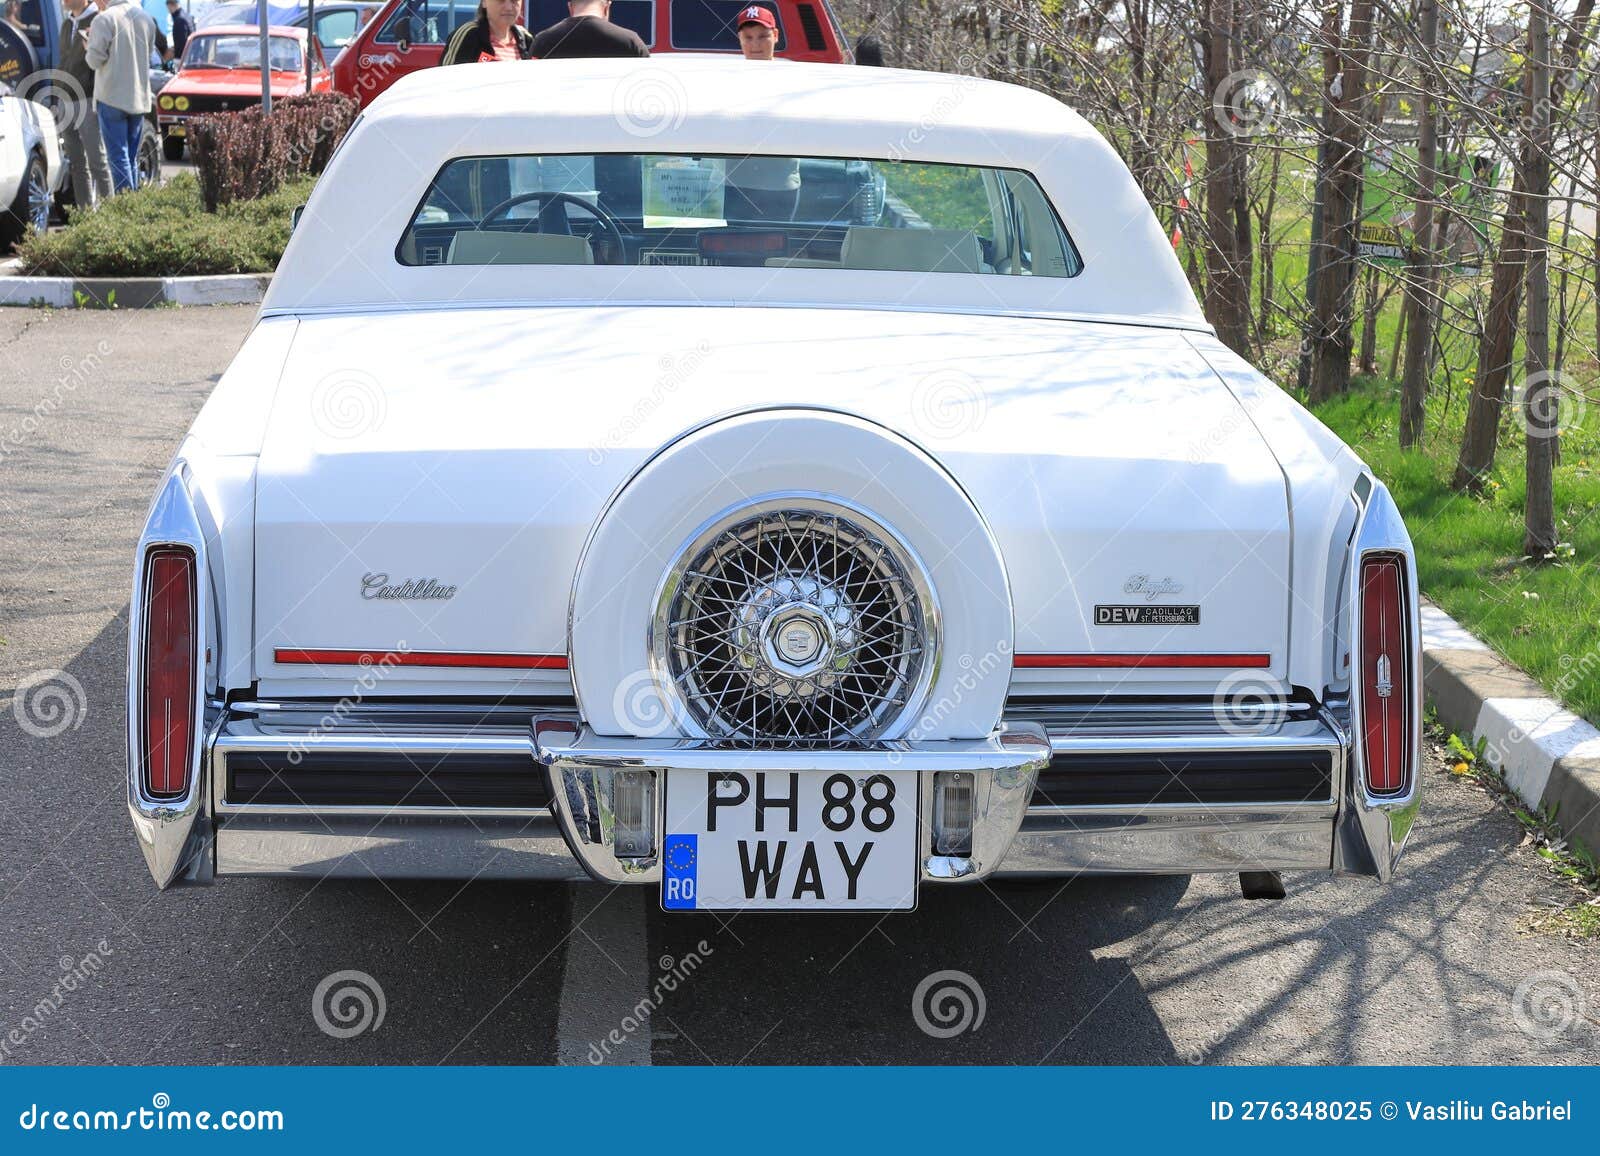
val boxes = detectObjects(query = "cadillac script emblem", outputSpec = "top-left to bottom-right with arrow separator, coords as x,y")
1123,574 -> 1184,600
361,572 -> 457,601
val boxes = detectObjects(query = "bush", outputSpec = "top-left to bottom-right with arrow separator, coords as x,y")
189,92 -> 356,212
17,173 -> 315,277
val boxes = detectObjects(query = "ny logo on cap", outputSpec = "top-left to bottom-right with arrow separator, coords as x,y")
744,6 -> 762,17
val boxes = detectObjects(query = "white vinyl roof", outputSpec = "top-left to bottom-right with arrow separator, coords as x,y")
263,56 -> 1207,329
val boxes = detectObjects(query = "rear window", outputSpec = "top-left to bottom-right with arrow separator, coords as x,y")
375,0 -> 474,44
397,152 -> 1083,278
669,0 -> 784,50
528,0 -> 655,44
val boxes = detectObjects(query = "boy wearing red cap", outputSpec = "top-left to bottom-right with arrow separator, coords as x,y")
735,5 -> 777,59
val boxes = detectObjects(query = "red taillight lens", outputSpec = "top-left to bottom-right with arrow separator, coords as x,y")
142,547 -> 197,798
1359,552 -> 1409,795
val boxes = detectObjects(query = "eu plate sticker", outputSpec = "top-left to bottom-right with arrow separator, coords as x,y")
662,833 -> 698,910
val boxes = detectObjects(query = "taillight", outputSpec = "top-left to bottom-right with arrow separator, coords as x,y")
1359,552 -> 1409,795
142,547 -> 197,798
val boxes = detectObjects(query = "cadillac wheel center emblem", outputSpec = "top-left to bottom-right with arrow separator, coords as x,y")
774,614 -> 824,665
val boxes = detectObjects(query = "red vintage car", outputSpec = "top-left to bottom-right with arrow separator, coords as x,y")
156,25 -> 332,161
331,0 -> 849,109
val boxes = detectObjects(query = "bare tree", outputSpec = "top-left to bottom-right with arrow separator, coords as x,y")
1201,0 -> 1253,353
1399,0 -> 1439,447
1523,0 -> 1556,555
1454,0 -> 1596,489
1309,0 -> 1377,403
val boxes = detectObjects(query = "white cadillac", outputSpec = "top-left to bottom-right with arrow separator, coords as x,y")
127,57 -> 1420,910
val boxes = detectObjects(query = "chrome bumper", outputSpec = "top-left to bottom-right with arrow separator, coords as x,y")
156,698 -> 1412,890
533,718 -> 1050,885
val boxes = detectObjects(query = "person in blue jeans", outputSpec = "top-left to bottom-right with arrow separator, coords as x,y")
86,0 -> 155,193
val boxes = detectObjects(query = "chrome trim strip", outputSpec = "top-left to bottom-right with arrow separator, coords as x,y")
998,809 -> 1334,875
210,712 -> 554,817
258,299 -> 1217,335
214,812 -> 583,881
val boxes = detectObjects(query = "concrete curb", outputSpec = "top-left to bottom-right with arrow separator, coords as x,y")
1421,600 -> 1600,858
0,274 -> 270,308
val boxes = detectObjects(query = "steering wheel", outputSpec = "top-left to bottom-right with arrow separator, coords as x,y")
478,191 -> 629,265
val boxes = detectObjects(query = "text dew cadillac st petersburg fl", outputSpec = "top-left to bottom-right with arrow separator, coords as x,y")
124,57 -> 1420,914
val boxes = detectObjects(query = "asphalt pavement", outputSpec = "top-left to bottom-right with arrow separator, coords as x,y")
1,304 -> 1596,1065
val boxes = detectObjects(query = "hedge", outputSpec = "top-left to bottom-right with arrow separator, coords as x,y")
17,173 -> 316,277
189,92 -> 357,212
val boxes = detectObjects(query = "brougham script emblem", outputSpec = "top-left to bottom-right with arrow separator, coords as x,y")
361,572 -> 457,601
1123,574 -> 1184,600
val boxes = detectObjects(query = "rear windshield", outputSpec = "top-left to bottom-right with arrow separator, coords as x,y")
397,153 -> 1083,278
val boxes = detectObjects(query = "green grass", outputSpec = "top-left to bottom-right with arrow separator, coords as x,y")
18,173 -> 315,278
1189,145 -> 1600,723
1313,375 -> 1600,725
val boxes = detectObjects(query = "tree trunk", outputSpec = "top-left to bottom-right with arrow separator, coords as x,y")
1453,104 -> 1532,490
1308,0 -> 1375,403
1523,0 -> 1556,556
1399,0 -> 1438,448
1200,0 -> 1251,355
1257,143 -> 1281,338
1358,264 -> 1379,374
1454,0 -> 1595,489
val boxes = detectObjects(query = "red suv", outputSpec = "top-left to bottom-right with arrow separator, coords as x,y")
332,0 -> 849,108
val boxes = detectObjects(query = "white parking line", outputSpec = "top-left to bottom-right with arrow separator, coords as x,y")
555,885 -> 653,1065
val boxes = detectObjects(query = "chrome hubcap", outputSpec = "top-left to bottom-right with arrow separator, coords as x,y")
658,500 -> 936,746
27,170 -> 49,235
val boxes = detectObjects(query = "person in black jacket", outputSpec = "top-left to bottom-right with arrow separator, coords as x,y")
529,0 -> 647,59
165,0 -> 191,58
441,0 -> 534,64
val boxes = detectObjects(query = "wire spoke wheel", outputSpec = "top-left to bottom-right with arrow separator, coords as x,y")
658,500 -> 936,746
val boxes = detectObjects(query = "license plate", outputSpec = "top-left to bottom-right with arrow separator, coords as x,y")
169,125 -> 185,136
662,769 -> 919,912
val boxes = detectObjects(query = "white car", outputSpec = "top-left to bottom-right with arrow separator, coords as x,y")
127,58 -> 1420,911
0,82 -> 62,251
